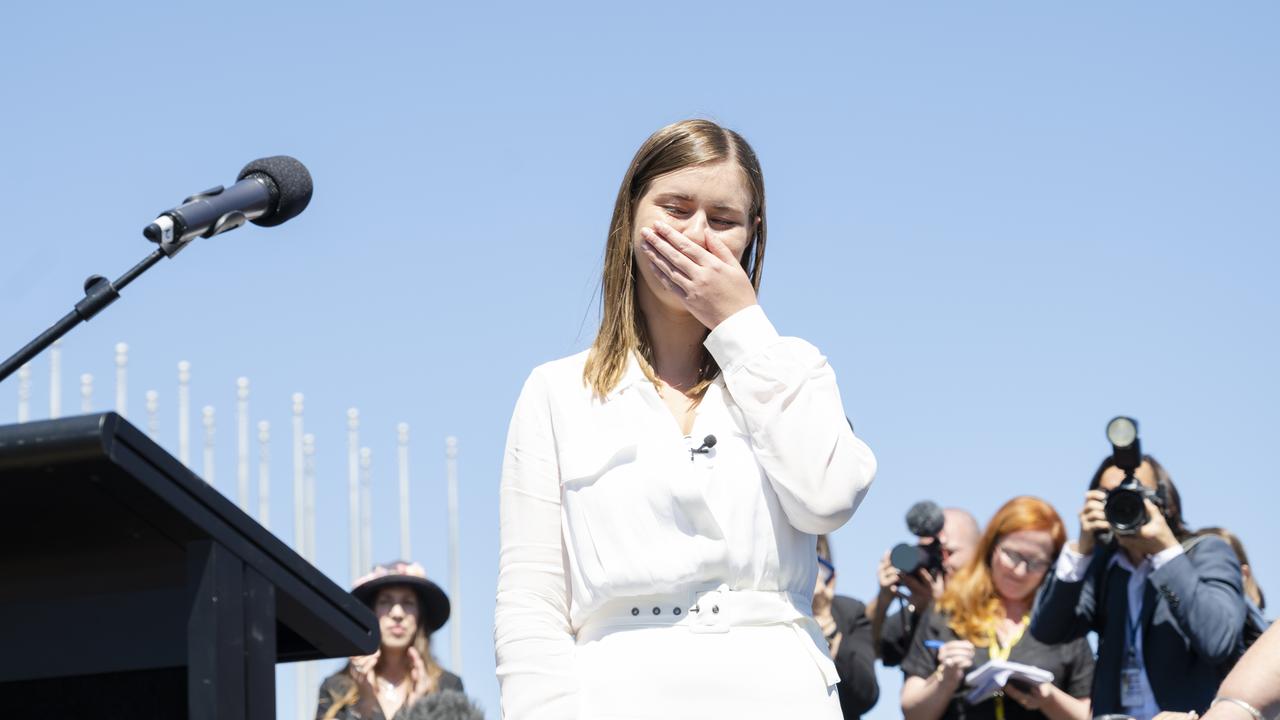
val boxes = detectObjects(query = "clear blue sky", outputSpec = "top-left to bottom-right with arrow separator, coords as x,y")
2,3 -> 1277,718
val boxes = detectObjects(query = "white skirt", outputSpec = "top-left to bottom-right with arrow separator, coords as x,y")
573,587 -> 842,720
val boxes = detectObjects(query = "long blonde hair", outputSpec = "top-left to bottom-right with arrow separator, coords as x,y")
936,496 -> 1066,645
582,119 -> 767,399
321,629 -> 444,720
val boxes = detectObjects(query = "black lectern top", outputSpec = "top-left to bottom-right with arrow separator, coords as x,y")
0,412 -> 378,686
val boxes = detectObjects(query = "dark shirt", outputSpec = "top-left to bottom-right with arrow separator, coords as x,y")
316,669 -> 464,720
880,604 -> 923,668
902,609 -> 1094,720
831,595 -> 880,719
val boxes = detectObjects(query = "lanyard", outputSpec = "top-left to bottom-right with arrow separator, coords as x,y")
987,615 -> 1030,720
1125,596 -> 1143,666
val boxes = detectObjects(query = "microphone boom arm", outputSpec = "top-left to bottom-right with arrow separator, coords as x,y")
0,248 -> 166,384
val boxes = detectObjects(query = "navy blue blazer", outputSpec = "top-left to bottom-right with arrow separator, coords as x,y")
1029,535 -> 1245,715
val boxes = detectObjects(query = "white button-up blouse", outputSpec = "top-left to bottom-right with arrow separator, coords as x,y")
494,305 -> 877,718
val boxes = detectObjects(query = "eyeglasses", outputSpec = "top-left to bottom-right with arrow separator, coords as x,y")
817,556 -> 836,585
997,546 -> 1052,574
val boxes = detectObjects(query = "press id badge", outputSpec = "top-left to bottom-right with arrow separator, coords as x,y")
1119,649 -> 1144,708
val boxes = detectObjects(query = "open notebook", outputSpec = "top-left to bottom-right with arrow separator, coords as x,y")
964,659 -> 1055,703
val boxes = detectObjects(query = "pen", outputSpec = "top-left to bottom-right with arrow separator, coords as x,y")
924,639 -> 946,650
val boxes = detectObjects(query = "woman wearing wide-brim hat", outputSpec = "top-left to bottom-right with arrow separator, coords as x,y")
317,561 -> 463,720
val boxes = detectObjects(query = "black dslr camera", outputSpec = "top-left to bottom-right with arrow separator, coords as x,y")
1102,416 -> 1161,536
890,500 -> 945,574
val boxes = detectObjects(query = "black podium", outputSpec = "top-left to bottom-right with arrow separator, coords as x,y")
0,413 -> 379,719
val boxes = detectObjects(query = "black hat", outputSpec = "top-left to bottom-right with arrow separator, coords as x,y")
351,560 -> 451,634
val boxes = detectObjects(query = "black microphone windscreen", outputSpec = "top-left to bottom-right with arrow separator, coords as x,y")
238,155 -> 312,227
703,435 -> 717,448
905,500 -> 945,537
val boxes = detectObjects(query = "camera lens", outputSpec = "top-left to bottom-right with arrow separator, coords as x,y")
1104,487 -> 1148,535
890,543 -> 923,573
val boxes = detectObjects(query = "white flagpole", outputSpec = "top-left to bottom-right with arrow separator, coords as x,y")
16,364 -> 31,423
398,423 -> 411,560
177,361 -> 191,466
258,420 -> 271,530
347,408 -> 361,583
292,396 -> 306,720
80,373 -> 93,413
49,339 -> 62,419
303,432 -> 317,562
114,342 -> 128,418
145,390 -> 159,440
293,394 -> 305,550
299,430 -> 320,720
446,435 -> 461,673
360,446 -> 372,571
237,378 -> 251,512
202,406 -> 216,486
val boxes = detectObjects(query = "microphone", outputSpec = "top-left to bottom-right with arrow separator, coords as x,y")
905,500 -> 945,537
142,155 -> 313,256
690,434 -> 717,461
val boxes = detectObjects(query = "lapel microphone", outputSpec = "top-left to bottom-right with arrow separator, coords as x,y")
690,435 -> 717,461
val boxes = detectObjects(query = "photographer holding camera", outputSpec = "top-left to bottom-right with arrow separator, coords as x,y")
1030,418 -> 1246,719
868,502 -> 981,668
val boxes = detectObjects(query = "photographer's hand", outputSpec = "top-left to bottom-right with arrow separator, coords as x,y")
1074,489 -> 1108,556
1116,497 -> 1179,559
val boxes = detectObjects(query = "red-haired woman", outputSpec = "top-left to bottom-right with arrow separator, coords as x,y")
900,497 -> 1094,720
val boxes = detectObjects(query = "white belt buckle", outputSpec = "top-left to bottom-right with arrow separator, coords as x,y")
688,586 -> 730,634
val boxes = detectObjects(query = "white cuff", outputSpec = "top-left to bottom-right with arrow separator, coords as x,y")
1150,543 -> 1185,572
1055,546 -> 1092,583
703,304 -> 778,372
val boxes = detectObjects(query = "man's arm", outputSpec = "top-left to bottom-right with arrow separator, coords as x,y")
1030,546 -> 1101,645
1151,536 -> 1246,665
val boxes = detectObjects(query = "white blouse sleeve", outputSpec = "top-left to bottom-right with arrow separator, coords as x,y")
704,304 -> 877,535
494,369 -> 579,718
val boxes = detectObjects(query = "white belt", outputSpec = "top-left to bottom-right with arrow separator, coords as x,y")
576,584 -> 840,687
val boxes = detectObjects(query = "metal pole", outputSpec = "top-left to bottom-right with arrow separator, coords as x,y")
237,378 -> 250,512
202,406 -> 216,486
360,447 -> 372,572
303,432 -> 317,562
16,364 -> 30,422
257,420 -> 271,530
347,408 -> 361,583
114,342 -> 128,418
80,373 -> 93,413
145,390 -> 159,440
49,339 -> 61,419
398,423 -> 411,560
177,361 -> 191,466
446,436 -> 461,673
292,393 -> 305,550
292,394 -> 306,720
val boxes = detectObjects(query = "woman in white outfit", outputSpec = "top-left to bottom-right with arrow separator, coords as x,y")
494,119 -> 878,719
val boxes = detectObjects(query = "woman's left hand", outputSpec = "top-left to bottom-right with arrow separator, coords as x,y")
1002,681 -> 1051,712
406,646 -> 434,704
640,221 -> 757,330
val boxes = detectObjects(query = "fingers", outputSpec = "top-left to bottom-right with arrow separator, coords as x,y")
650,221 -> 715,265
938,640 -> 975,669
640,226 -> 699,280
638,241 -> 690,295
703,231 -> 740,264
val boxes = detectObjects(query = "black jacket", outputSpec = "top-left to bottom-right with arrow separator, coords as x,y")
315,669 -> 465,720
831,595 -> 879,719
